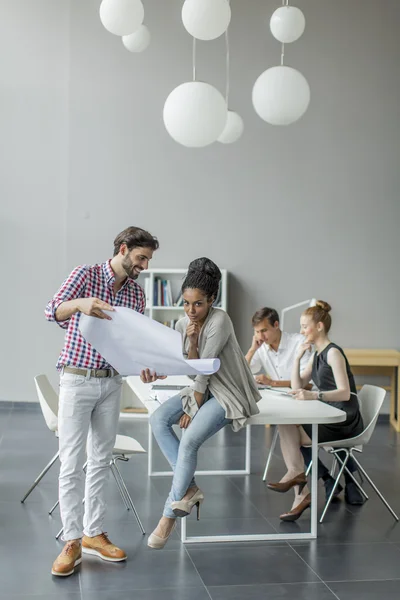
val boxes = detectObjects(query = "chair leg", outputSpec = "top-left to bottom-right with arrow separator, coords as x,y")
21,451 -> 60,503
49,499 -> 59,516
350,453 -> 399,521
334,452 -> 368,500
112,456 -> 146,535
305,459 -> 312,477
320,451 -> 350,523
110,461 -> 131,511
262,426 -> 279,481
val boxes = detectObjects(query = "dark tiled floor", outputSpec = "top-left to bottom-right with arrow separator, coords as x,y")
1,403 -> 400,599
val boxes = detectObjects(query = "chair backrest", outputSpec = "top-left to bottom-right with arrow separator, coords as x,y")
355,384 -> 386,446
34,374 -> 59,432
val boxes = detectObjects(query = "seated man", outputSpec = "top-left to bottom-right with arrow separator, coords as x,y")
245,307 -> 310,388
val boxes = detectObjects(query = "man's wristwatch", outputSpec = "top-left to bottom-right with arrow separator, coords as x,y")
317,391 -> 324,401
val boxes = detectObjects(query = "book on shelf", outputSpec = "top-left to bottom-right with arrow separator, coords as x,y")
152,278 -> 177,307
158,319 -> 179,329
174,292 -> 184,307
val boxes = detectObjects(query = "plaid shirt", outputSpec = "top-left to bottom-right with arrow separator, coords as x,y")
45,259 -> 145,371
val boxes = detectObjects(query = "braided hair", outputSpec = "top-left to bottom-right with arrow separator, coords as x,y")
181,257 -> 221,302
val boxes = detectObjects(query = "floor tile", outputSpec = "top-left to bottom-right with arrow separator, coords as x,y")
274,506 -> 392,545
294,542 -> 400,582
6,595 -> 81,600
208,582 -> 336,600
187,544 -> 318,586
0,545 -> 81,596
328,579 -> 400,599
83,588 -> 210,600
79,549 -> 203,592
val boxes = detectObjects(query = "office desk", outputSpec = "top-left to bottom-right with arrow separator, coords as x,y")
127,376 -> 346,543
344,349 -> 400,431
125,375 -> 252,477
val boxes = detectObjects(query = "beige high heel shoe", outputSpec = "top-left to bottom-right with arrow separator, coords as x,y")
147,521 -> 176,550
171,488 -> 204,519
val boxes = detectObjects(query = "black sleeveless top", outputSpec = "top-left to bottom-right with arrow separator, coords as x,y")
312,343 -> 363,438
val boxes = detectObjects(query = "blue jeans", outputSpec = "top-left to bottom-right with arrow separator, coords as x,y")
149,393 -> 232,518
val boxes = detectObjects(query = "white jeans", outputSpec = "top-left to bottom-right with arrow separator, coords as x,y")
58,372 -> 123,541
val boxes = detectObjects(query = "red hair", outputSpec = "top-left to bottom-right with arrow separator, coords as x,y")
303,300 -> 332,333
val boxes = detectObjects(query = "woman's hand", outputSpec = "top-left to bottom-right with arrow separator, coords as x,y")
291,389 -> 318,401
296,343 -> 312,360
186,321 -> 200,346
140,369 -> 167,384
179,414 -> 192,429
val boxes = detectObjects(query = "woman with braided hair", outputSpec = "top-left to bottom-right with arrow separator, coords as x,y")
141,257 -> 260,549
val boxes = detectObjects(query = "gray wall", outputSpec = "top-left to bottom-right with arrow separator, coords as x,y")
1,0 -> 399,403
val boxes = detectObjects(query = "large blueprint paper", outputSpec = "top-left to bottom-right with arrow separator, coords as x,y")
79,307 -> 220,377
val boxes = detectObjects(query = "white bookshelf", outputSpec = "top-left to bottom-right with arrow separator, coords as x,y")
138,267 -> 228,326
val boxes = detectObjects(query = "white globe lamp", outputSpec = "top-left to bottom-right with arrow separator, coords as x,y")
217,111 -> 244,144
163,81 -> 228,148
182,0 -> 231,41
122,25 -> 151,52
99,0 -> 144,36
270,6 -> 305,44
252,66 -> 310,125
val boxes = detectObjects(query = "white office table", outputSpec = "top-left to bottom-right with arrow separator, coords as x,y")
125,376 -> 253,477
126,376 -> 346,544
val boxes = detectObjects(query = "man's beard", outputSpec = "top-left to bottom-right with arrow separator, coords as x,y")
122,255 -> 139,280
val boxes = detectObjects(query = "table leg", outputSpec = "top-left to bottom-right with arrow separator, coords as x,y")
180,514 -> 187,542
245,424 -> 251,474
147,423 -> 153,476
389,367 -> 400,432
310,423 -> 318,538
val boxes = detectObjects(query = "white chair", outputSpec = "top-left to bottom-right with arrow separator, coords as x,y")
305,384 -> 399,523
22,375 -> 146,535
21,375 -> 60,503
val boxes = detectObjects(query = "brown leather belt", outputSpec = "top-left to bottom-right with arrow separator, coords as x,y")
63,366 -> 119,378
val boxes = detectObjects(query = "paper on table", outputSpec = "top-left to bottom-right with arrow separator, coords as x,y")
79,307 -> 220,377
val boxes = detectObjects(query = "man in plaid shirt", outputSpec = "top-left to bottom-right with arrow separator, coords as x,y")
46,226 -> 159,577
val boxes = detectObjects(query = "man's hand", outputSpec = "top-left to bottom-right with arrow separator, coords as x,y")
296,343 -> 312,360
255,374 -> 275,386
186,321 -> 200,346
179,414 -> 191,429
290,389 -> 318,400
77,297 -> 114,320
251,335 -> 263,352
140,369 -> 167,384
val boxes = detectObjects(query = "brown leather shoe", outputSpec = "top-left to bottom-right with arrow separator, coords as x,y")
267,473 -> 307,494
280,493 -> 312,522
51,540 -> 82,577
82,533 -> 127,562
